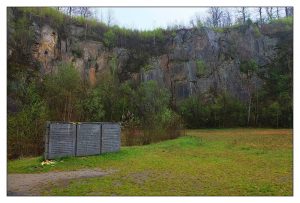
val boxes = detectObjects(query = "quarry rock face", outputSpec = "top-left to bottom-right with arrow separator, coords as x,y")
139,26 -> 280,102
29,22 -> 291,103
32,25 -> 58,75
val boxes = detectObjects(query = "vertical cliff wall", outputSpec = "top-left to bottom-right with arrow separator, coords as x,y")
8,8 -> 293,104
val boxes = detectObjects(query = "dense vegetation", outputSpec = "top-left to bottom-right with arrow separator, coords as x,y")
7,60 -> 182,158
7,7 -> 293,159
179,46 -> 293,129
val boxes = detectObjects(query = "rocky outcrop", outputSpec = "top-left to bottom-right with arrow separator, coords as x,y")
142,25 -> 290,103
32,25 -> 58,75
27,19 -> 292,104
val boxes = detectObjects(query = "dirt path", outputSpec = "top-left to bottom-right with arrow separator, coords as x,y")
7,169 -> 112,196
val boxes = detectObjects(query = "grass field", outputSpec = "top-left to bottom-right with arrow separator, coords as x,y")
8,128 -> 293,196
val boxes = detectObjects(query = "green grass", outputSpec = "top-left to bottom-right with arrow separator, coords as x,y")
8,128 -> 293,196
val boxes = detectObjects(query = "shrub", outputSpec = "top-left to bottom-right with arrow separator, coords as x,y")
262,102 -> 281,128
135,80 -> 170,122
158,108 -> 183,139
196,59 -> 207,77
78,89 -> 105,121
178,96 -> 210,128
122,81 -> 183,146
253,25 -> 261,38
43,62 -> 83,121
139,28 -> 165,44
8,82 -> 48,159
178,93 -> 247,128
213,27 -> 224,33
9,15 -> 35,64
171,31 -> 177,38
246,18 -> 253,25
240,59 -> 258,77
109,55 -> 118,78
270,16 -> 293,27
22,7 -> 65,28
103,29 -> 117,48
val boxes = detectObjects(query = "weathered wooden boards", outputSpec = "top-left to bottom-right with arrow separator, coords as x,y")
44,122 -> 120,159
76,123 -> 101,156
101,123 -> 121,153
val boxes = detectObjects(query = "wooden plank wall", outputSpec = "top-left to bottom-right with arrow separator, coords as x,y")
44,122 -> 120,159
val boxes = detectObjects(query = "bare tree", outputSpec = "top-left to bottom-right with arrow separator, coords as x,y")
189,19 -> 195,28
238,7 -> 248,24
59,7 -> 94,19
190,13 -> 203,28
290,7 -> 294,16
106,9 -> 115,27
221,9 -> 232,27
285,7 -> 293,17
60,7 -> 75,17
67,7 -> 73,17
258,7 -> 263,24
276,7 -> 280,19
207,7 -> 223,28
285,7 -> 288,17
78,7 -> 92,18
266,7 -> 274,21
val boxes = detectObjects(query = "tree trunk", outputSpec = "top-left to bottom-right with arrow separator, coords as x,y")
255,82 -> 258,126
214,112 -> 217,127
247,94 -> 252,127
68,7 -> 72,17
276,111 -> 279,128
63,97 -> 67,121
68,93 -> 72,121
259,8 -> 262,24
242,7 -> 246,23
85,23 -> 87,40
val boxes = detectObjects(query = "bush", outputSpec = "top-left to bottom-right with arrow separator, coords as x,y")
135,81 -> 170,123
178,93 -> 247,128
261,102 -> 280,128
253,25 -> 261,38
43,62 -> 83,121
270,16 -> 293,27
121,81 -> 183,146
103,29 -> 117,48
73,15 -> 104,28
78,88 -> 105,121
140,28 -> 164,41
240,59 -> 258,77
158,108 -> 183,138
196,59 -> 207,77
213,27 -> 224,33
178,96 -> 210,128
8,82 -> 48,159
22,7 -> 65,28
9,15 -> 35,64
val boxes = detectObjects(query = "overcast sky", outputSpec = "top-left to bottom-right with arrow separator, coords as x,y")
95,7 -> 208,30
94,7 -> 287,30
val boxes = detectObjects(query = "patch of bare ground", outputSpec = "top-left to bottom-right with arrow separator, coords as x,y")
7,169 -> 113,196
